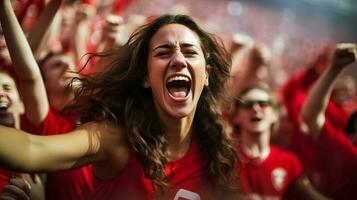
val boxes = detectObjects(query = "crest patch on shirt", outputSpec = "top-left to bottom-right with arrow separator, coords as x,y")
271,167 -> 287,191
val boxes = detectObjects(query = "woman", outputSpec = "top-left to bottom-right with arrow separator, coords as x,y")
0,0 -> 92,199
230,84 -> 330,199
0,14 -> 239,199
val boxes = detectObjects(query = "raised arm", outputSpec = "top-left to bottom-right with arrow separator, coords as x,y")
301,43 -> 357,137
0,122 -> 105,173
0,0 -> 49,125
27,0 -> 62,54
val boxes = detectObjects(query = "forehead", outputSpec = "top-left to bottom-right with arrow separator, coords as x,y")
0,72 -> 16,84
43,54 -> 72,67
150,24 -> 201,49
240,88 -> 270,100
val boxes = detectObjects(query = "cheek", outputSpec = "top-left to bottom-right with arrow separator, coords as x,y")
232,111 -> 244,125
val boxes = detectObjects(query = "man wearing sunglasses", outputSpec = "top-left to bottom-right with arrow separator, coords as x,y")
229,84 -> 330,200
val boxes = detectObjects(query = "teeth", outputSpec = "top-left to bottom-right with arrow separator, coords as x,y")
0,102 -> 9,110
168,76 -> 189,83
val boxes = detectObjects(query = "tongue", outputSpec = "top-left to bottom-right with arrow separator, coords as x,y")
168,87 -> 188,98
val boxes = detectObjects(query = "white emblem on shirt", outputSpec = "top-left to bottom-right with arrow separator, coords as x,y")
271,167 -> 287,192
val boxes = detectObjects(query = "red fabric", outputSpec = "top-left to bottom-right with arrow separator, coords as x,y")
312,120 -> 357,199
113,0 -> 134,14
82,0 -> 97,5
0,168 -> 20,193
237,144 -> 302,199
14,0 -> 45,25
21,107 -> 94,200
281,68 -> 356,199
94,137 -> 217,200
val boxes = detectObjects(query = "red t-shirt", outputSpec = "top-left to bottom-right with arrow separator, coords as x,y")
303,120 -> 357,199
237,144 -> 303,199
281,68 -> 349,133
21,107 -> 94,200
94,137 -> 222,200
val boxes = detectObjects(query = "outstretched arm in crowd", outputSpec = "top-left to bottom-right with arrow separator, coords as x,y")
301,43 -> 357,138
0,0 -> 52,125
0,121 -> 114,173
27,0 -> 62,54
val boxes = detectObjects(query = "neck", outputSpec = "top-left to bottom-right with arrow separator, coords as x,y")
48,90 -> 74,111
240,130 -> 270,160
160,111 -> 196,161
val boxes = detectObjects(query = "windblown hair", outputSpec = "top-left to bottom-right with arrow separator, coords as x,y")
69,14 -> 239,192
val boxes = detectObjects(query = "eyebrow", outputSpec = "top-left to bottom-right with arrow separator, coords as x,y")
153,43 -> 199,51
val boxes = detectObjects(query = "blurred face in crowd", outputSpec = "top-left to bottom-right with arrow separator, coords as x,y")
232,88 -> 277,135
0,71 -> 24,128
146,24 -> 209,119
41,54 -> 78,95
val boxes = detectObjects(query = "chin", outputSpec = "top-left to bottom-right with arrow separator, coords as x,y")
168,107 -> 195,119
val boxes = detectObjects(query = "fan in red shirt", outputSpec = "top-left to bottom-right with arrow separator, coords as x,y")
298,43 -> 357,199
0,0 -> 93,199
229,84 -> 330,200
0,14 -> 241,200
0,68 -> 45,199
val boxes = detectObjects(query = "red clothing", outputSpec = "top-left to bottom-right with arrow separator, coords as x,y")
281,68 -> 357,199
94,138 -> 218,200
238,144 -> 303,199
281,68 -> 349,132
21,107 -> 93,200
296,120 -> 357,200
0,168 -> 20,193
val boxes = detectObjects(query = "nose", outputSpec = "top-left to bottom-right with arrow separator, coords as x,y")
0,88 -> 6,98
170,51 -> 187,69
251,102 -> 263,111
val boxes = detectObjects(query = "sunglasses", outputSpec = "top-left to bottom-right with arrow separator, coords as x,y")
235,98 -> 272,109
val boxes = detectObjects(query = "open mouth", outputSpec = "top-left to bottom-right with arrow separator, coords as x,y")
0,102 -> 9,111
250,116 -> 262,122
166,75 -> 191,98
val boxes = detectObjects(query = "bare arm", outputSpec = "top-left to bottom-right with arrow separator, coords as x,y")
291,175 -> 332,200
0,122 -> 105,173
0,0 -> 49,125
301,43 -> 357,137
27,0 -> 62,54
226,44 -> 271,104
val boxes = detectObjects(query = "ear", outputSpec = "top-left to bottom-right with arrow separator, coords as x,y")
18,101 -> 25,115
143,77 -> 150,88
271,109 -> 279,123
204,65 -> 211,86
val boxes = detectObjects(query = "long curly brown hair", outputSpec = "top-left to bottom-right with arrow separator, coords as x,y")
69,14 -> 239,193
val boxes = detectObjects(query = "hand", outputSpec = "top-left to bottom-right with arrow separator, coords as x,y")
230,33 -> 253,53
0,174 -> 44,200
250,44 -> 271,67
102,14 -> 123,41
0,177 -> 30,200
332,43 -> 357,69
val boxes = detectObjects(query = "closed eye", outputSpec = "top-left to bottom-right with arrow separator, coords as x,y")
184,50 -> 198,58
155,51 -> 171,57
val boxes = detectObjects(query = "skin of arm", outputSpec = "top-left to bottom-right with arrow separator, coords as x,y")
291,175 -> 332,200
0,122 -> 106,173
0,0 -> 49,124
300,43 -> 357,137
27,0 -> 62,54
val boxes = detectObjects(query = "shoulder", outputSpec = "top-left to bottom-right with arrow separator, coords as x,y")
269,145 -> 300,162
